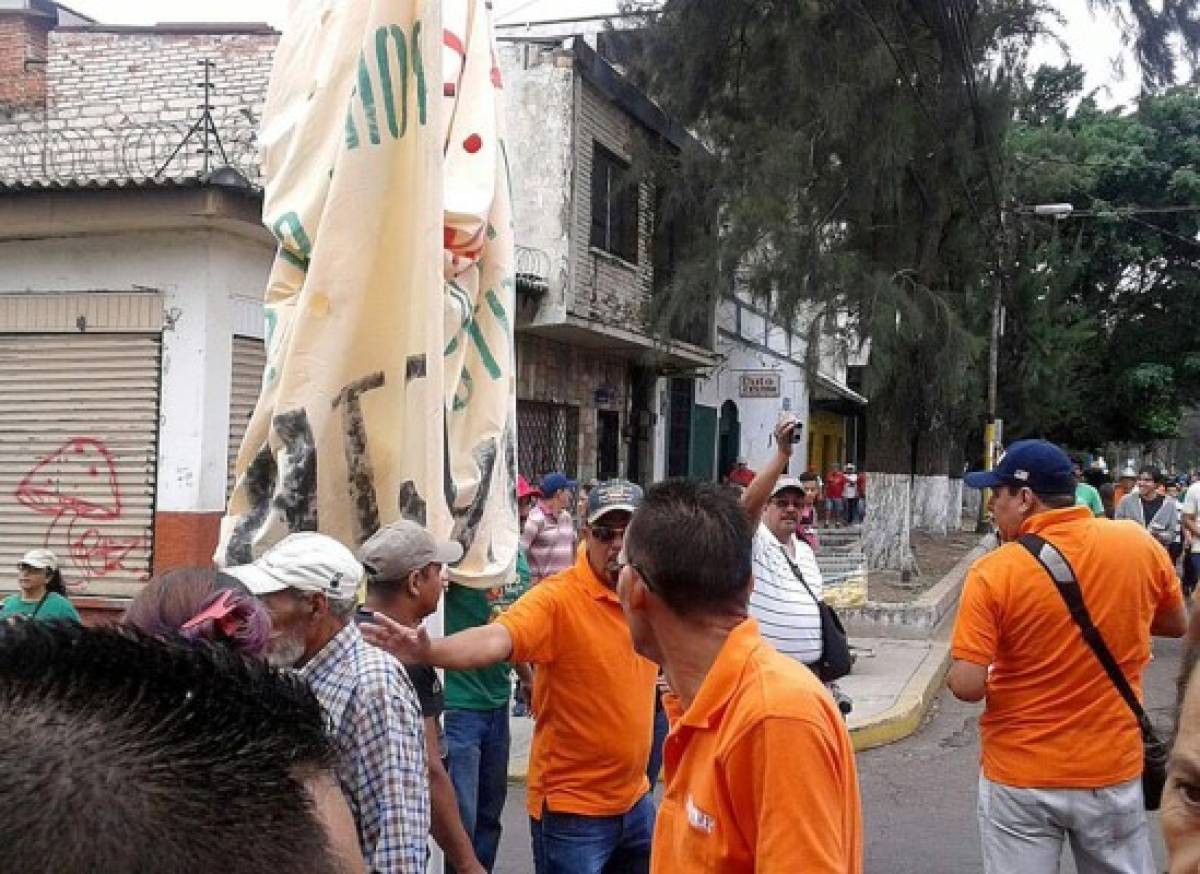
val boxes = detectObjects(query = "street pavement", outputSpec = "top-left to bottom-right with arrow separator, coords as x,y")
490,634 -> 1183,873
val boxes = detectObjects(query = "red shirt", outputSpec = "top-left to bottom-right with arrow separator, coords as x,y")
825,471 -> 846,499
728,467 -> 755,487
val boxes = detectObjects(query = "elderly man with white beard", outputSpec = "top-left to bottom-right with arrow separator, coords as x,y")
227,532 -> 430,874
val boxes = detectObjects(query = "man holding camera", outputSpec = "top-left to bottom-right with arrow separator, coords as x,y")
741,418 -> 826,672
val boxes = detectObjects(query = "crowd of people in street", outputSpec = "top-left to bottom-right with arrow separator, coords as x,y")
9,429 -> 1200,873
725,456 -> 866,529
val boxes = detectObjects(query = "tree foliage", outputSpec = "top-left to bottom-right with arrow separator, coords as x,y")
1004,79 -> 1200,447
625,0 -> 1200,473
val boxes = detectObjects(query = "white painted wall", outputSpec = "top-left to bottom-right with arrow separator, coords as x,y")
0,229 -> 272,513
696,334 -> 808,476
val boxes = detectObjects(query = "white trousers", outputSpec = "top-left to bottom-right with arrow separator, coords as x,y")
977,774 -> 1153,874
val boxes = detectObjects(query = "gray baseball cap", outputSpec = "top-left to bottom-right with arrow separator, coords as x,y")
358,520 -> 464,582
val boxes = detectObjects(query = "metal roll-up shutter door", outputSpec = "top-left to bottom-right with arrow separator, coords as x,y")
228,337 -> 267,497
0,334 -> 160,598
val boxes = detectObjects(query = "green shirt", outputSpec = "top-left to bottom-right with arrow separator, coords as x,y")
1076,482 -> 1105,516
0,592 -> 81,623
443,550 -> 531,711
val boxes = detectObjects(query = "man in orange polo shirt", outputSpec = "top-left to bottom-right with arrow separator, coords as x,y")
617,478 -> 862,873
949,439 -> 1187,873
363,479 -> 658,874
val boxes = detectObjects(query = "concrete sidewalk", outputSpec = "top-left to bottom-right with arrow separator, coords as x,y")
505,634 -> 951,779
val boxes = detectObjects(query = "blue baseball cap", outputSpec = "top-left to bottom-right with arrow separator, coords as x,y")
964,439 -> 1075,495
586,479 -> 643,524
539,472 -> 576,496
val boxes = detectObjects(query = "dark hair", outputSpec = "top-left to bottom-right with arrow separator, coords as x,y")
625,478 -> 753,617
45,568 -> 67,597
1139,466 -> 1165,485
0,622 -> 339,874
123,568 -> 270,658
798,472 -> 819,484
997,483 -> 1076,509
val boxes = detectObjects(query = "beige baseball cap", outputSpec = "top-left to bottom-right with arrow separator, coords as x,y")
224,532 -> 362,601
358,520 -> 463,582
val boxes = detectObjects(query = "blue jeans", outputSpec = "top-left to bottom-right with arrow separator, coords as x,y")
444,707 -> 510,872
531,792 -> 655,874
646,697 -> 669,786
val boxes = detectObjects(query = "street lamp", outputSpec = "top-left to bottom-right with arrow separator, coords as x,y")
977,202 -> 1075,532
1031,203 -> 1075,219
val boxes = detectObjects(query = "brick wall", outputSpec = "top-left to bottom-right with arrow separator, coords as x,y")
569,77 -> 655,335
517,333 -> 630,481
0,11 -> 52,110
0,26 -> 276,183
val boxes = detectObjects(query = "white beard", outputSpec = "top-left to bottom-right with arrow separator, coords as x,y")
266,632 -> 306,669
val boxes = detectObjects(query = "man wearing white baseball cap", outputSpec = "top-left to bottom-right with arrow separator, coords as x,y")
226,532 -> 430,874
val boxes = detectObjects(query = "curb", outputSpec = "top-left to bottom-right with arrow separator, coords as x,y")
847,640 -> 951,752
507,641 -> 954,780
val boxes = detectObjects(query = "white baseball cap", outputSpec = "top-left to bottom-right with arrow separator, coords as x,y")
19,548 -> 58,572
225,532 -> 362,601
771,476 -> 805,497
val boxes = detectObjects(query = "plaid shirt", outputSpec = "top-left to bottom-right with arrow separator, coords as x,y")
300,622 -> 429,873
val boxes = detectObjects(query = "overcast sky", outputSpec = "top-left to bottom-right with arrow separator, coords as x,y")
66,0 -> 1142,108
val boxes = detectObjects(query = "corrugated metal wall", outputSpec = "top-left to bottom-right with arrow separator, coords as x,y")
0,333 -> 160,597
227,336 -> 266,497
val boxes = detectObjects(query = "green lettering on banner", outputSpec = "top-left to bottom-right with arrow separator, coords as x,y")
263,309 -> 279,383
444,281 -> 472,356
486,286 -> 514,367
357,53 -> 381,145
467,320 -> 501,380
272,211 -> 313,272
376,26 -> 409,139
345,103 -> 360,150
413,20 -> 427,125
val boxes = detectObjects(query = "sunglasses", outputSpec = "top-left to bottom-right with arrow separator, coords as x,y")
591,525 -> 627,544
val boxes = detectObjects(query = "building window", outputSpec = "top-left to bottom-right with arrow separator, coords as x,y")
590,143 -> 639,264
517,401 -> 580,479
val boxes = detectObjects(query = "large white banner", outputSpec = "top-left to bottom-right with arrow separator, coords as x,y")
218,0 -> 518,590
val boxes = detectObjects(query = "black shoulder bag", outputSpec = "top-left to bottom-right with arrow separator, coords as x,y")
1018,533 -> 1169,811
782,550 -> 853,683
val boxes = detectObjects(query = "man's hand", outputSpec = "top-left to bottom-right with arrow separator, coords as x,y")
361,613 -> 433,664
774,417 -> 798,458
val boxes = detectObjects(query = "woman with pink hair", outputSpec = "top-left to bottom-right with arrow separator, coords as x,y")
123,568 -> 270,658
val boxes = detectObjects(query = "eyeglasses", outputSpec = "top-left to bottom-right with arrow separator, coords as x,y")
617,547 -> 657,593
590,525 -> 627,544
771,498 -> 806,510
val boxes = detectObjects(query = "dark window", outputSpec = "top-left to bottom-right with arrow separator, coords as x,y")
517,401 -> 579,480
666,378 -> 694,478
590,143 -> 639,264
596,410 -> 620,480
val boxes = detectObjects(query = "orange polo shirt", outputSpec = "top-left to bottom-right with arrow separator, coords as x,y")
654,619 -> 863,874
952,505 -> 1183,788
496,549 -> 658,819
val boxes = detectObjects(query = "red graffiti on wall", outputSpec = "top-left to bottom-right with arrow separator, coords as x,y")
14,437 -> 148,585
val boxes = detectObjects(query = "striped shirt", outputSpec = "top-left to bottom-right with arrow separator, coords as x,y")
300,622 -> 430,873
521,503 -> 577,583
749,523 -> 824,666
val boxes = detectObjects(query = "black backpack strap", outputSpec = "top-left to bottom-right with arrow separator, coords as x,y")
1017,533 -> 1152,731
780,545 -> 820,605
